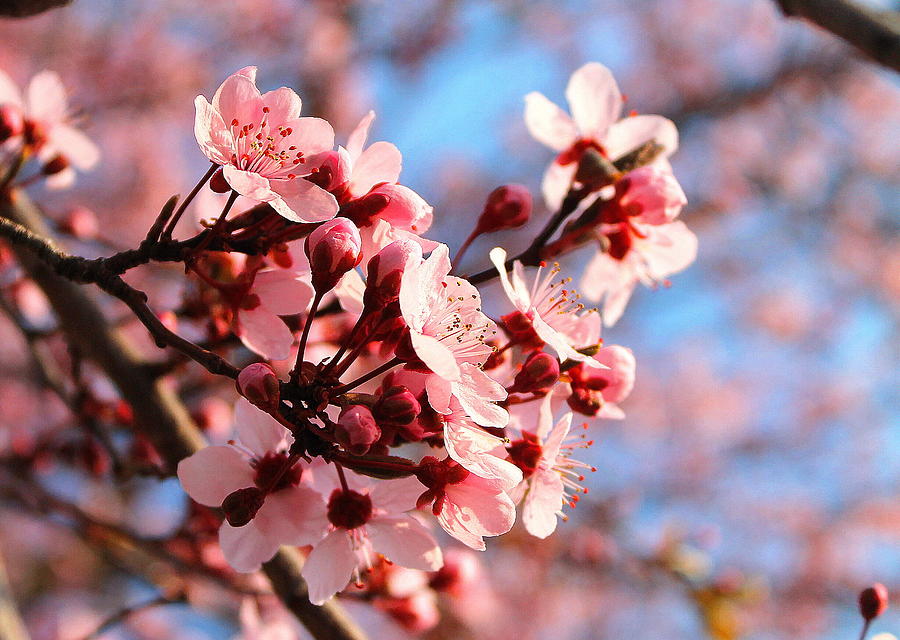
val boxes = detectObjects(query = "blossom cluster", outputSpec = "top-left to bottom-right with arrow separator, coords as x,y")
0,62 -> 695,608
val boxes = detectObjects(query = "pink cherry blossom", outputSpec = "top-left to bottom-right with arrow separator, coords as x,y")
568,345 -> 636,419
415,456 -> 516,551
524,62 -> 678,209
490,246 -> 603,367
0,69 -> 99,188
580,220 -> 698,326
617,165 -> 687,225
194,66 -> 338,223
301,475 -> 443,605
507,398 -> 594,539
237,266 -> 314,360
177,399 -> 328,572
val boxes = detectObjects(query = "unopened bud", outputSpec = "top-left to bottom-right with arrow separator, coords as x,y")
567,385 -> 600,417
305,217 -> 363,293
376,593 -> 439,633
374,385 -> 420,425
364,240 -> 418,309
236,363 -> 280,411
221,486 -> 265,527
0,104 -> 24,143
209,167 -> 231,193
511,351 -> 560,394
859,584 -> 889,621
336,405 -> 381,455
475,184 -> 532,234
41,154 -> 69,176
429,548 -> 481,595
59,206 -> 99,240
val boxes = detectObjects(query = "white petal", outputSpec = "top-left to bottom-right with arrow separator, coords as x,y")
301,530 -> 357,605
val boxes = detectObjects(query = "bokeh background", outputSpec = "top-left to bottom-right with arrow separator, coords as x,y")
0,1 -> 897,639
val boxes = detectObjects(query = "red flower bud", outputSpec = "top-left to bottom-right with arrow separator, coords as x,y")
305,217 -> 363,293
336,405 -> 382,455
59,206 -> 99,240
209,167 -> 231,193
567,385 -> 601,417
0,104 -> 24,143
374,385 -> 421,426
364,240 -> 417,309
510,351 -> 560,394
41,154 -> 69,176
221,486 -> 266,527
236,363 -> 280,411
475,184 -> 532,235
859,583 -> 889,621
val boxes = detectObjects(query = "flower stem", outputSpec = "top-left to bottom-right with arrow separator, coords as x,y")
161,162 -> 219,239
452,228 -> 480,266
331,358 -> 401,395
292,290 -> 324,380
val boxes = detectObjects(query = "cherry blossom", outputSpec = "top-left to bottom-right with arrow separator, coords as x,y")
490,246 -> 603,367
0,69 -> 99,188
524,62 -> 678,209
567,345 -> 636,419
441,398 -> 523,489
177,399 -> 327,572
194,66 -> 338,223
301,474 -> 443,605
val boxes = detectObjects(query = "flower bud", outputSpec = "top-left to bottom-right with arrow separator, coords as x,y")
364,241 -> 418,309
376,593 -> 439,633
510,351 -> 560,394
221,486 -> 265,527
429,548 -> 481,595
41,154 -> 69,176
236,363 -> 280,411
374,385 -> 420,426
567,385 -> 601,417
0,104 -> 24,143
859,584 -> 889,621
305,217 -> 363,293
209,167 -> 231,193
336,405 -> 381,455
475,184 -> 532,235
617,166 -> 686,225
59,206 -> 99,240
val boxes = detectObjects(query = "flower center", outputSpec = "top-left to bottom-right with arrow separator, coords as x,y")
507,432 -> 543,477
556,138 -> 607,166
252,452 -> 301,493
327,489 -> 373,529
228,106 -> 306,180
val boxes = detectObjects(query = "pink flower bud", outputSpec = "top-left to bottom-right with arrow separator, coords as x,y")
59,206 -> 99,240
365,241 -> 417,309
374,385 -> 421,426
305,217 -> 363,293
221,486 -> 265,527
376,593 -> 439,633
0,104 -> 24,143
336,405 -> 381,455
367,184 -> 433,233
429,548 -> 481,595
618,166 -> 686,225
475,184 -> 532,234
859,583 -> 889,621
510,351 -> 560,394
209,167 -> 231,193
236,363 -> 280,411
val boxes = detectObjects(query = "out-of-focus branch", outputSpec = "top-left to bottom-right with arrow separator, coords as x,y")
0,189 -> 367,640
773,0 -> 900,71
0,551 -> 30,640
0,0 -> 70,17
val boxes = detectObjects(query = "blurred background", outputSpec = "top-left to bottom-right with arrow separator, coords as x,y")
0,1 -> 897,638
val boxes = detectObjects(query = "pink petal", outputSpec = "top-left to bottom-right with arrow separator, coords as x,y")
253,269 -> 314,316
522,470 -> 565,539
370,476 -> 427,514
223,165 -> 275,202
346,110 -> 375,161
301,530 -> 357,605
594,345 -> 636,404
237,307 -> 294,360
233,397 -> 292,458
367,516 -> 443,571
193,96 -> 233,165
26,71 -> 67,123
333,269 -> 365,316
641,221 -> 698,279
523,92 -> 578,152
531,313 -> 603,368
255,486 -> 328,546
605,114 -> 679,160
541,161 -> 577,211
541,413 -> 573,463
260,86 -> 303,123
50,125 -> 99,170
268,179 -> 339,223
444,477 -> 516,539
410,331 -> 460,381
565,62 -> 622,141
444,421 -> 522,490
489,248 -> 528,311
0,69 -> 22,107
280,117 -> 335,156
369,184 -> 433,233
451,365 -> 509,428
601,277 -> 636,327
176,445 -> 254,507
219,520 -> 281,573
348,141 -> 402,196
212,71 -> 263,131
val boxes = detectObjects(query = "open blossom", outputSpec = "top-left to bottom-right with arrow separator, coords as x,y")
524,62 -> 678,209
567,345 -> 636,419
399,244 -> 508,427
0,69 -> 99,188
507,397 -> 595,539
301,475 -> 442,605
581,219 -> 697,326
193,66 -> 338,223
490,247 -> 603,367
177,399 -> 327,572
415,456 -> 516,551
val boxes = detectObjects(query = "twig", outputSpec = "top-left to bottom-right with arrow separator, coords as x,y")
79,593 -> 185,640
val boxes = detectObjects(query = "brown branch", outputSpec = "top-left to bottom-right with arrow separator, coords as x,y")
79,593 -> 184,640
0,0 -> 70,17
774,0 -> 900,71
0,189 -> 367,640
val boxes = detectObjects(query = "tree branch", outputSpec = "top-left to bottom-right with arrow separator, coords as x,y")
0,0 -> 70,17
773,0 -> 900,71
0,188 -> 367,640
